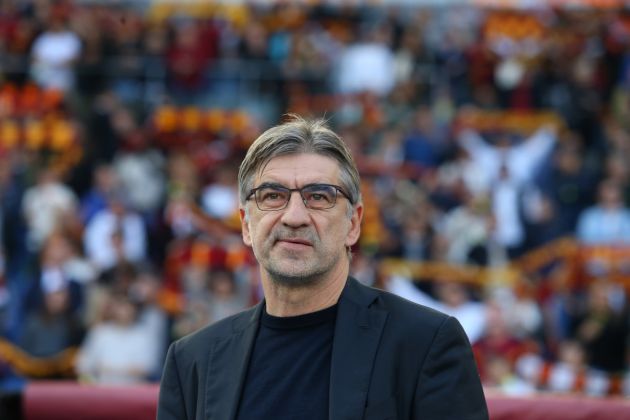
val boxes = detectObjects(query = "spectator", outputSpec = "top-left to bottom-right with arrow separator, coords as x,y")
21,166 -> 79,252
336,25 -> 396,96
200,165 -> 238,221
21,231 -> 88,324
205,269 -> 248,322
83,191 -> 147,273
112,112 -> 166,219
399,209 -> 435,262
387,276 -> 487,344
402,106 -> 447,169
129,266 -> 168,379
576,179 -> 630,245
76,292 -> 160,384
173,268 -> 248,339
19,280 -> 84,361
574,281 -> 629,373
457,125 -> 557,187
166,20 -> 215,102
473,301 -> 530,383
80,164 -> 121,225
533,140 -> 595,241
438,192 -> 493,264
604,153 -> 630,205
29,14 -> 81,92
490,164 -> 527,258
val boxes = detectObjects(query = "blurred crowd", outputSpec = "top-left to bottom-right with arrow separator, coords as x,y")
1,0 -> 630,397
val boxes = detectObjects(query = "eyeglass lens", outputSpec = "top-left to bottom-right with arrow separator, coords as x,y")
255,185 -> 338,210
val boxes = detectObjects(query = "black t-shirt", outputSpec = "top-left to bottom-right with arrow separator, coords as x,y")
235,304 -> 337,420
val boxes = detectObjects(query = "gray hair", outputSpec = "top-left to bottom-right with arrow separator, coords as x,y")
238,115 -> 362,208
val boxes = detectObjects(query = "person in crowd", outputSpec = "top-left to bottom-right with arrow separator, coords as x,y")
604,153 -> 630,205
576,179 -> 630,245
112,110 -> 166,221
535,140 -> 596,237
172,268 -> 248,339
19,277 -> 84,361
438,191 -> 494,264
80,164 -> 121,225
403,106 -> 449,169
201,165 -> 239,221
574,281 -> 628,373
336,24 -> 396,96
457,125 -> 557,188
386,276 -> 487,344
20,231 -> 89,335
158,116 -> 487,419
473,301 -> 532,384
21,166 -> 80,252
29,13 -> 81,92
166,20 -> 216,102
76,292 -> 162,384
83,191 -> 147,273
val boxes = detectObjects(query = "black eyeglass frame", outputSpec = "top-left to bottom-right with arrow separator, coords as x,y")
246,183 -> 353,211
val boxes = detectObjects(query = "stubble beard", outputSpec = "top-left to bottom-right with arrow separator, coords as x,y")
259,230 -> 341,288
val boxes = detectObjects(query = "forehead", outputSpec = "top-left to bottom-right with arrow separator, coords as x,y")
255,153 -> 341,186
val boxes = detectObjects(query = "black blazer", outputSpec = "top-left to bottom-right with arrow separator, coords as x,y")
157,278 -> 489,419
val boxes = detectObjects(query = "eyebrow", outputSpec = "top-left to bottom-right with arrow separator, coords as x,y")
255,182 -> 333,189
255,182 -> 286,189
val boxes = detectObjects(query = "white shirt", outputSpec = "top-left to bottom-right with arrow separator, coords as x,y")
336,42 -> 396,96
114,151 -> 165,213
577,206 -> 630,245
30,30 -> 81,91
76,322 -> 159,385
492,178 -> 524,248
83,209 -> 147,271
386,276 -> 487,344
459,127 -> 556,186
201,183 -> 238,220
22,182 -> 78,249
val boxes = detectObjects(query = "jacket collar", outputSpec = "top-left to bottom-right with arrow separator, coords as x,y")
329,277 -> 388,420
207,278 -> 388,420
205,301 -> 262,420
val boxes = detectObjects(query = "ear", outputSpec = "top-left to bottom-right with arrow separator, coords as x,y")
345,203 -> 363,248
239,207 -> 252,247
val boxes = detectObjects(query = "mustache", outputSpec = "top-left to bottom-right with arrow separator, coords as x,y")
271,228 -> 317,244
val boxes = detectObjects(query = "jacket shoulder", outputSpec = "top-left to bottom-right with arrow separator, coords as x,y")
354,281 -> 451,333
172,305 -> 258,356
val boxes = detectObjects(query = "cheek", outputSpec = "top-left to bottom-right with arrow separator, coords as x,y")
318,215 -> 350,244
250,215 -> 277,243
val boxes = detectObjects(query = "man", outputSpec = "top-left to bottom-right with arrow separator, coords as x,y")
157,116 -> 488,419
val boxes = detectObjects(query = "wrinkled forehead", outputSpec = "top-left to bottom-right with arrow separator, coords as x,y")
254,153 -> 342,186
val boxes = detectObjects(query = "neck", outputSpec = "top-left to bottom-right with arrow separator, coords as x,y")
262,264 -> 349,317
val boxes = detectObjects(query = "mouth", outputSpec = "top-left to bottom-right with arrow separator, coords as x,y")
276,238 -> 313,248
276,237 -> 313,252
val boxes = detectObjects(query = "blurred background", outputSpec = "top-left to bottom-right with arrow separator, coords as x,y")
1,0 -> 630,413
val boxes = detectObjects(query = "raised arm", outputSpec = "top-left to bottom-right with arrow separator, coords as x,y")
514,125 -> 557,169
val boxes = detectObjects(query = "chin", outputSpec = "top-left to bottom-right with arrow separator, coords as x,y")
266,266 -> 325,287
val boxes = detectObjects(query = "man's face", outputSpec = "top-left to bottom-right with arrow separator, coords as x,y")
240,153 -> 362,287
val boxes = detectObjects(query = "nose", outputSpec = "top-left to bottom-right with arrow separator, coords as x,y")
280,190 -> 310,227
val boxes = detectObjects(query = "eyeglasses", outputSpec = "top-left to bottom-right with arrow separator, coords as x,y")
247,183 -> 352,211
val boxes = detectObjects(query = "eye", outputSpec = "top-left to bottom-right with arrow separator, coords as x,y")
258,187 -> 288,202
303,186 -> 335,203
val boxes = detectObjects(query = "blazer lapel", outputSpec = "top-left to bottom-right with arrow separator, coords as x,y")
329,279 -> 388,420
205,302 -> 262,420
